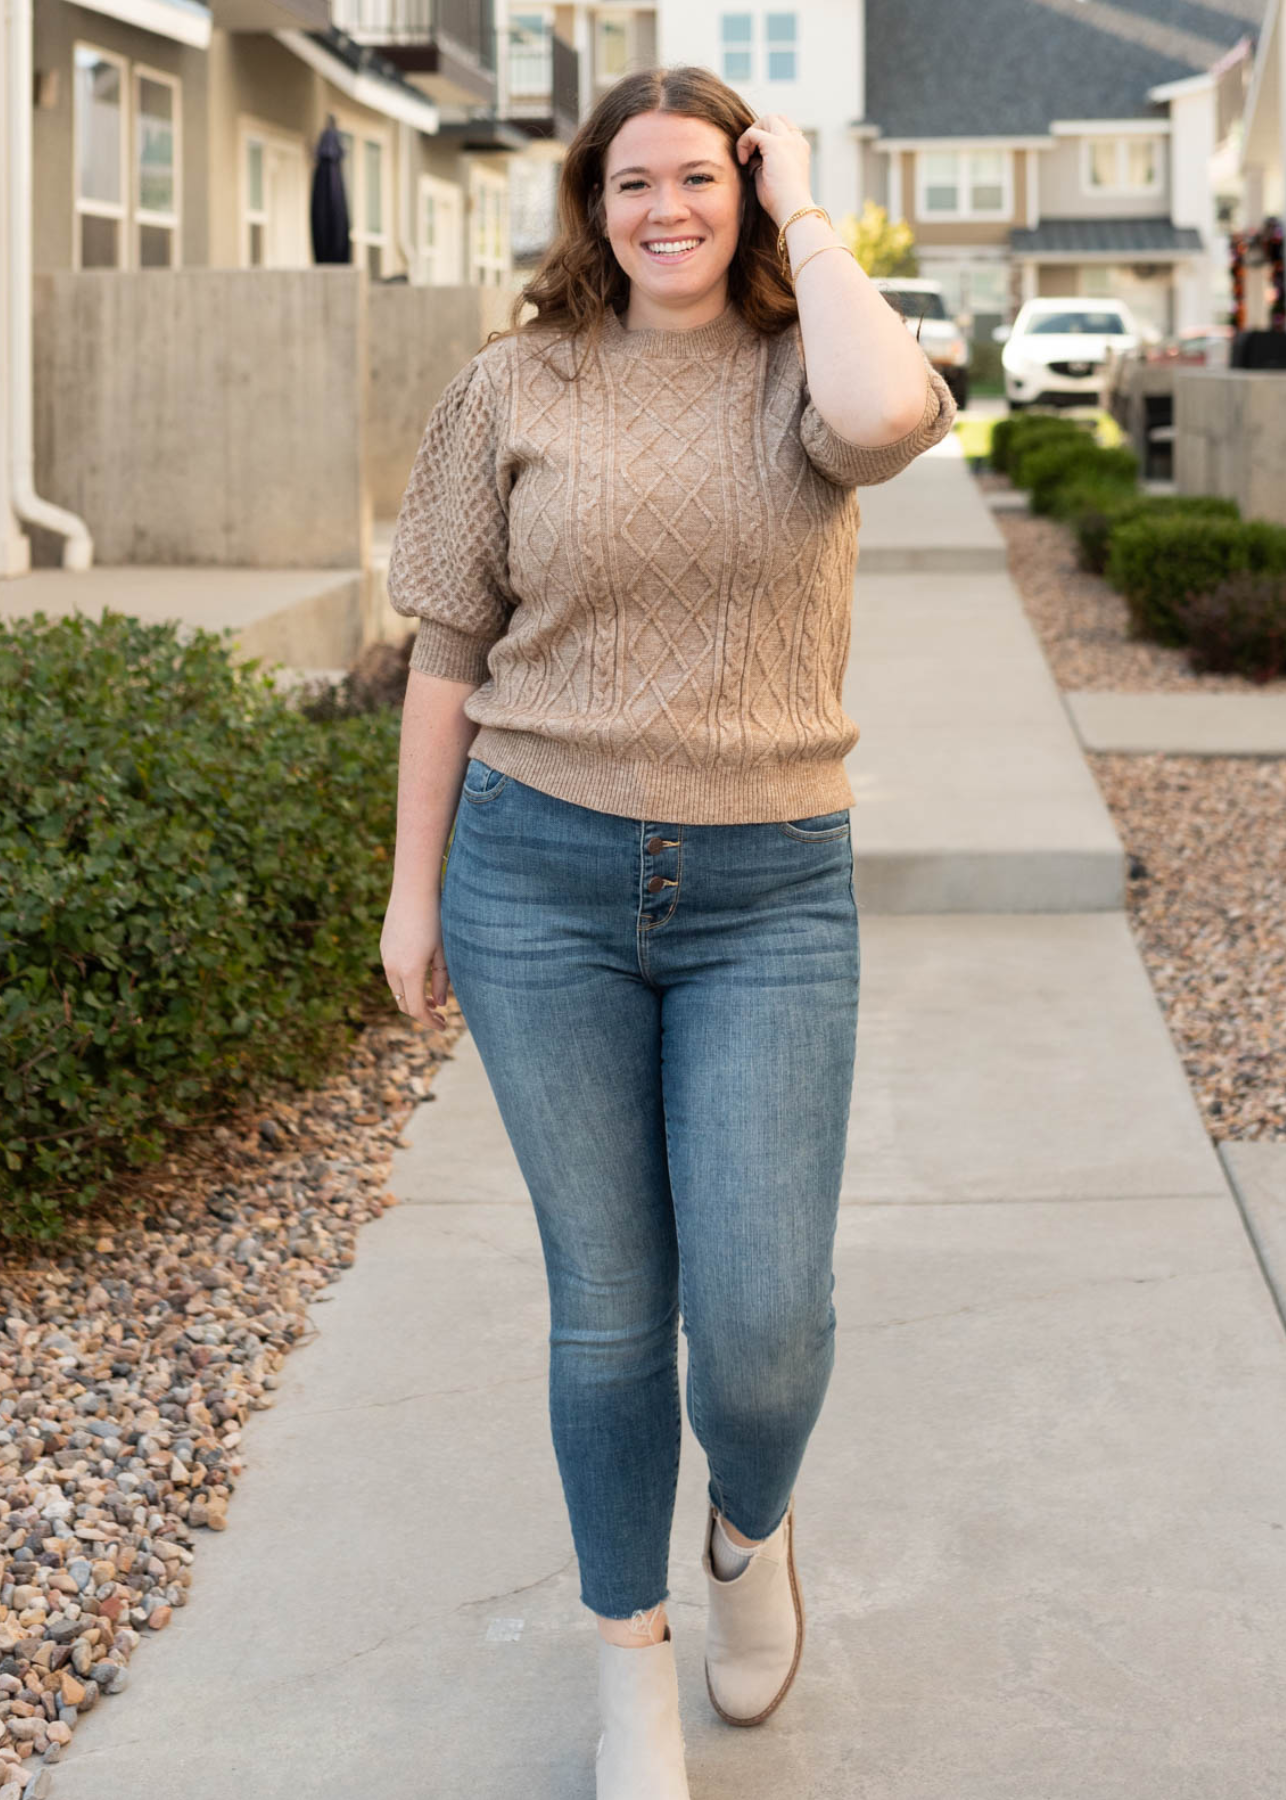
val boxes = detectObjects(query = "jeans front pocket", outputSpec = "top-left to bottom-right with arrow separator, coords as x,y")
773,808 -> 851,842
460,757 -> 510,804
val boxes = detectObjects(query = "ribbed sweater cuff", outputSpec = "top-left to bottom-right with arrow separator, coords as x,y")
812,363 -> 952,487
408,617 -> 494,686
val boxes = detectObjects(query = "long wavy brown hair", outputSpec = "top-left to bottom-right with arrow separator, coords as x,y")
486,65 -> 799,378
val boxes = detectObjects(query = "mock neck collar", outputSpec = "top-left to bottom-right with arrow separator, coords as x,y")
601,299 -> 753,359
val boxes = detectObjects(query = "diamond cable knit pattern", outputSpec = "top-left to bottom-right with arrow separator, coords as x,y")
386,300 -> 957,824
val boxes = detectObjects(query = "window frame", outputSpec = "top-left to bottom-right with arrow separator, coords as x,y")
764,11 -> 797,82
335,118 -> 392,277
132,62 -> 182,268
468,160 -> 510,287
1081,133 -> 1163,196
720,11 -> 754,81
72,41 -> 130,270
915,146 -> 1013,221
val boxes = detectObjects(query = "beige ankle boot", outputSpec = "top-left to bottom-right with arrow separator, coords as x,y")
702,1495 -> 804,1726
595,1624 -> 692,1799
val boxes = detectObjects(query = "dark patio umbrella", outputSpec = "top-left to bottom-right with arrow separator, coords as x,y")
311,116 -> 351,264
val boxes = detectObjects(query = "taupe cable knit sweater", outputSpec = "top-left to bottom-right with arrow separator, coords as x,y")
387,299 -> 957,824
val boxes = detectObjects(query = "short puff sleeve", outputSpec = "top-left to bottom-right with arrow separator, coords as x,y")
387,351 -> 518,686
799,339 -> 958,490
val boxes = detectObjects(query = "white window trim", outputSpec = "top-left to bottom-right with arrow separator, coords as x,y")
72,41 -> 130,270
468,161 -> 509,286
333,112 -> 392,273
719,10 -> 754,81
418,172 -> 464,284
1080,133 -> 1163,196
132,62 -> 181,267
764,11 -> 798,82
915,147 -> 1013,221
237,114 -> 305,268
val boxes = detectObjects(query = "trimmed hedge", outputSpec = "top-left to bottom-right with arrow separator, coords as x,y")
989,412 -> 1087,477
1177,573 -> 1286,681
1105,516 -> 1286,645
1063,484 -> 1241,574
1017,441 -> 1140,516
0,611 -> 401,1244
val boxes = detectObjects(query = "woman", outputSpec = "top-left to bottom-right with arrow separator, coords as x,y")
381,64 -> 956,1798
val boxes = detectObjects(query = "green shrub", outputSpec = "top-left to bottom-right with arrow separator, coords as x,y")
1006,419 -> 1093,485
1106,516 -> 1286,645
1176,572 -> 1286,681
1018,442 -> 1140,516
1066,487 -> 1241,575
0,611 -> 401,1244
990,411 -> 1085,476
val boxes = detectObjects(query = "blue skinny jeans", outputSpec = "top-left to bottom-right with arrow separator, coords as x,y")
439,756 -> 861,1620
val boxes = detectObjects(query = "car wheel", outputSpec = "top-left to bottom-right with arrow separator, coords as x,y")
1007,398 -> 1029,413
955,375 -> 970,410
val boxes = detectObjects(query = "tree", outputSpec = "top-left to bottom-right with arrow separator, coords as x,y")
839,200 -> 919,278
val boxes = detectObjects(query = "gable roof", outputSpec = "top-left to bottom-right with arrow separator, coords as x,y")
863,0 -> 1270,138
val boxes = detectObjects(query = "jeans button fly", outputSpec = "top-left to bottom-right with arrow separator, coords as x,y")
646,835 -> 665,853
646,875 -> 666,893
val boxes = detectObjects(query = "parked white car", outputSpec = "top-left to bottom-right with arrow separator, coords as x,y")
874,278 -> 971,408
993,298 -> 1146,410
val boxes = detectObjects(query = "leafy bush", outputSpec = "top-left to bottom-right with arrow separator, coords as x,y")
1106,516 -> 1286,645
0,611 -> 401,1244
1006,419 -> 1094,485
1065,487 -> 1241,575
1018,442 -> 1139,516
989,411 -> 1086,476
1176,572 -> 1286,681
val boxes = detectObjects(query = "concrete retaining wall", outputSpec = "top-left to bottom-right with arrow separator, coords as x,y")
32,268 -> 370,569
367,283 -> 524,518
1174,368 -> 1286,525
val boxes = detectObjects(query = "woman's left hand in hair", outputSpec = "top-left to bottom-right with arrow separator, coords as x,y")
734,113 -> 814,229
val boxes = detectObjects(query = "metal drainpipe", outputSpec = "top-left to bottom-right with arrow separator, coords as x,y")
6,0 -> 93,569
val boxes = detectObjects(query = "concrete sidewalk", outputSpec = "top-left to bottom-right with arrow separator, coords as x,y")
50,425 -> 1286,1800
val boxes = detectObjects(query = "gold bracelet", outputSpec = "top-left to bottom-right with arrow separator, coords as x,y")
776,204 -> 830,268
790,241 -> 856,285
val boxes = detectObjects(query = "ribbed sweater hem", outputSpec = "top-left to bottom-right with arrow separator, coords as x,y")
467,725 -> 857,825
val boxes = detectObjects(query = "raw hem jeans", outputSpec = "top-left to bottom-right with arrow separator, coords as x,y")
439,757 -> 860,1620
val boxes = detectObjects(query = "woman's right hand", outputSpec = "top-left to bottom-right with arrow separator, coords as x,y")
381,886 -> 450,1031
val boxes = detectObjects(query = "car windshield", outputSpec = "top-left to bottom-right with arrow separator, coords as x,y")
882,289 -> 948,321
1026,310 -> 1128,336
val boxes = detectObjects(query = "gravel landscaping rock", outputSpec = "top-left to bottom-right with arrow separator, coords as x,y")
0,1000 -> 469,1787
980,470 -> 1285,1144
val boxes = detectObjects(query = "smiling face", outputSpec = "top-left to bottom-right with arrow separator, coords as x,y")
600,109 -> 743,324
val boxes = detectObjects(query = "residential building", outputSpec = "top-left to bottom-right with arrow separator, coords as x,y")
655,0 -> 860,224
858,0 -> 1273,343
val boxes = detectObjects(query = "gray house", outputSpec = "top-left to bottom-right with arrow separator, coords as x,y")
857,0 -> 1271,343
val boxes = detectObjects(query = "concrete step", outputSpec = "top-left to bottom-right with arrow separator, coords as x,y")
0,565 -> 370,671
847,567 -> 1125,912
1066,689 -> 1286,755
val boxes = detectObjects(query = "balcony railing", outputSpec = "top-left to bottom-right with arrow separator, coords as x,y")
506,26 -> 579,138
334,0 -> 495,70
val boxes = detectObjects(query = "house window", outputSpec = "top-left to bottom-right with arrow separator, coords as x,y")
419,174 -> 464,284
720,13 -> 752,81
1084,135 -> 1161,195
596,15 -> 629,79
917,148 -> 1011,220
337,127 -> 390,276
469,163 -> 509,286
134,68 -> 179,267
245,137 -> 266,266
74,45 -> 128,268
765,12 -> 796,81
73,44 -> 181,269
239,120 -> 308,268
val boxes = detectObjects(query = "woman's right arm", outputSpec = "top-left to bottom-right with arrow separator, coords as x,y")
380,667 -> 481,1029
